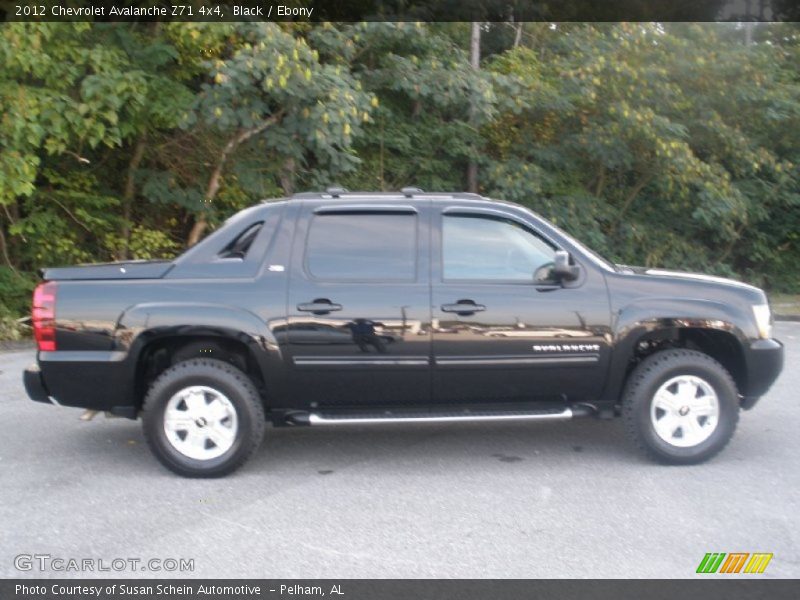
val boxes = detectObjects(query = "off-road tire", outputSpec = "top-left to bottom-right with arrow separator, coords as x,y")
142,358 -> 265,477
622,349 -> 739,465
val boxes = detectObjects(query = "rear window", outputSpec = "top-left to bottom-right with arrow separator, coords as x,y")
305,213 -> 417,281
219,222 -> 263,259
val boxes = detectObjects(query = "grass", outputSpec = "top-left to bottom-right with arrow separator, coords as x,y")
769,293 -> 800,316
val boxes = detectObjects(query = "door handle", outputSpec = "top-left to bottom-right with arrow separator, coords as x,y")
441,300 -> 486,316
535,283 -> 561,292
297,298 -> 343,315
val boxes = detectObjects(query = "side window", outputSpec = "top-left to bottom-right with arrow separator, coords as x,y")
218,222 -> 263,259
305,213 -> 417,281
443,214 -> 556,282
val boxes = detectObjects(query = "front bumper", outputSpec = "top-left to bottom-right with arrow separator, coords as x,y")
741,338 -> 784,410
23,364 -> 50,403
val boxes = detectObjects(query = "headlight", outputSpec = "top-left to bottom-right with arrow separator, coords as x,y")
752,304 -> 772,339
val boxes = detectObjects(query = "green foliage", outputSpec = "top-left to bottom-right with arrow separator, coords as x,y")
0,22 -> 798,338
0,23 -> 151,206
118,226 -> 179,261
330,22 -> 501,191
0,268 -> 36,339
10,169 -> 119,265
483,23 -> 800,288
191,23 -> 375,177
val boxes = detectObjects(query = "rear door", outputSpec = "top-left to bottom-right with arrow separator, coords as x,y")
285,199 -> 432,407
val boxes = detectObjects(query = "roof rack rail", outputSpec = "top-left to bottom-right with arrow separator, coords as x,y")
400,187 -> 424,197
325,186 -> 348,198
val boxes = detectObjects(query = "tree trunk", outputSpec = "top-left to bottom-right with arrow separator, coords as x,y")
2,201 -> 22,266
513,23 -> 523,48
187,113 -> 283,247
0,220 -> 16,273
279,157 -> 296,196
594,164 -> 607,198
379,116 -> 385,191
118,135 -> 146,260
467,22 -> 481,193
186,151 -> 229,247
469,22 -> 481,77
744,0 -> 754,45
186,214 -> 208,248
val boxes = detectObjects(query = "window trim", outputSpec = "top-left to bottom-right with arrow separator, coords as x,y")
302,211 -> 419,283
440,210 -> 559,285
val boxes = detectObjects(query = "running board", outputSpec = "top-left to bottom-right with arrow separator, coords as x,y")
285,404 -> 594,427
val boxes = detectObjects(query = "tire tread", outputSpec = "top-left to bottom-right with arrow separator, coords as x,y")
142,358 -> 265,477
622,349 -> 739,465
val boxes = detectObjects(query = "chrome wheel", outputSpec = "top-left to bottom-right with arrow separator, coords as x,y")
163,386 -> 238,460
650,375 -> 719,448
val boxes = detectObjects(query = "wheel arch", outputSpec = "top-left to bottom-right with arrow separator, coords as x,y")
602,298 -> 751,408
114,303 -> 283,412
134,333 -> 268,409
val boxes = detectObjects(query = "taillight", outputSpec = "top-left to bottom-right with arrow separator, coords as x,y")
32,281 -> 57,352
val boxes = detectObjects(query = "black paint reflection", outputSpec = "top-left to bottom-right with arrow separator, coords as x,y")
280,315 -> 420,354
347,318 -> 387,353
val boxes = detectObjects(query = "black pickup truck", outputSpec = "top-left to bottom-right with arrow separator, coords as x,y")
24,189 -> 784,477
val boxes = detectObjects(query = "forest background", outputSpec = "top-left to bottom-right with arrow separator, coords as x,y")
1,21 -> 798,336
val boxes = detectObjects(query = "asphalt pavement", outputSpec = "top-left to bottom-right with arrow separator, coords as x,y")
1,323 -> 798,579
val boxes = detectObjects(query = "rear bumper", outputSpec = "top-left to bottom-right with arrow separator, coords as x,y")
25,351 -> 137,417
23,364 -> 50,403
741,338 -> 784,409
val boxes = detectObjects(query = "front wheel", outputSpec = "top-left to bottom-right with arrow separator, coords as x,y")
622,349 -> 739,465
142,358 -> 265,477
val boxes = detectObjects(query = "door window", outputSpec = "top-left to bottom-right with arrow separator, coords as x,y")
305,213 -> 417,281
443,214 -> 556,282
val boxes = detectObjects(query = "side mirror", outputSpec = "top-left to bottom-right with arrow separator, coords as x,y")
553,250 -> 580,281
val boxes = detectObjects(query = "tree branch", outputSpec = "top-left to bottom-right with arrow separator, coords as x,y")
187,112 -> 284,247
0,220 -> 18,273
53,199 -> 92,233
615,170 -> 655,228
717,222 -> 747,264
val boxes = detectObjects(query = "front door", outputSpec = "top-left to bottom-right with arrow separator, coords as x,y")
285,200 -> 431,407
431,208 -> 611,404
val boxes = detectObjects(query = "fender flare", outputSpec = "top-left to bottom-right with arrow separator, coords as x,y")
600,297 -> 750,406
113,302 -> 284,403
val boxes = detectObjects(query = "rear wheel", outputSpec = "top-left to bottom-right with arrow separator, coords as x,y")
622,349 -> 739,465
142,358 -> 265,477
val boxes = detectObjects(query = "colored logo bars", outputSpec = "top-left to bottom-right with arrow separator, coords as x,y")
696,552 -> 773,574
